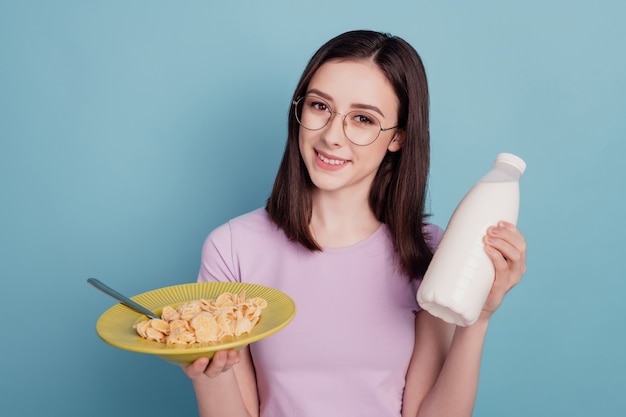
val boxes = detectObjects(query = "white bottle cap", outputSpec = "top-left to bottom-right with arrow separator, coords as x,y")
495,153 -> 526,175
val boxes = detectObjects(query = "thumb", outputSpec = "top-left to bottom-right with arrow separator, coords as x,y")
192,356 -> 210,372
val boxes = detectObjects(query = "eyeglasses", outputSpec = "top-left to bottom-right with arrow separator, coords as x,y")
293,95 -> 398,146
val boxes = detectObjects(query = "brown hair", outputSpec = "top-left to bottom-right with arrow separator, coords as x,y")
266,30 -> 433,280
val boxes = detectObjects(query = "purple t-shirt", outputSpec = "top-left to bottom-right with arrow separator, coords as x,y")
197,208 -> 442,417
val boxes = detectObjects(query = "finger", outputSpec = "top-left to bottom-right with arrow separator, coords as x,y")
484,242 -> 511,277
486,235 -> 523,265
487,225 -> 526,265
491,221 -> 527,253
484,233 -> 526,290
483,244 -> 518,308
181,356 -> 209,379
194,356 -> 210,370
226,349 -> 241,366
204,350 -> 228,378
203,350 -> 241,378
219,350 -> 241,374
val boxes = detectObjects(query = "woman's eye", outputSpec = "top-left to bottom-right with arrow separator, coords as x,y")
310,101 -> 328,111
353,114 -> 374,125
304,96 -> 330,112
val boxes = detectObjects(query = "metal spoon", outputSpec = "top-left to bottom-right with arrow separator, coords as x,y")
87,278 -> 160,319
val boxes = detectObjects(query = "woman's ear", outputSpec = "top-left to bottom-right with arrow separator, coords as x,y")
387,130 -> 405,152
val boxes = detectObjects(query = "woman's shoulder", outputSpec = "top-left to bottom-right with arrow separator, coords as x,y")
227,207 -> 275,231
207,207 -> 280,245
199,208 -> 282,283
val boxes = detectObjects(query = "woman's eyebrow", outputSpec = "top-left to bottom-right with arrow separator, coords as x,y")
306,88 -> 386,118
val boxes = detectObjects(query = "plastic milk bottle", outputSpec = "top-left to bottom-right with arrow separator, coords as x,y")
417,153 -> 526,326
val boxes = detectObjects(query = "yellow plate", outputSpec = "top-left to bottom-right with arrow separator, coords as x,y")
95,282 -> 296,365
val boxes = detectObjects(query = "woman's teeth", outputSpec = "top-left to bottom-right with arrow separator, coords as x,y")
317,152 -> 346,165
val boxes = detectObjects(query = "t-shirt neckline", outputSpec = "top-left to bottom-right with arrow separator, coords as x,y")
320,223 -> 387,254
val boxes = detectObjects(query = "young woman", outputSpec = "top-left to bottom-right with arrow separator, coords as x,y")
183,30 -> 527,417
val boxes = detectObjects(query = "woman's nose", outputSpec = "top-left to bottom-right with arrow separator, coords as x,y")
323,112 -> 348,146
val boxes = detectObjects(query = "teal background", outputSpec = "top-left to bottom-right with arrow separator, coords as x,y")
1,1 -> 624,416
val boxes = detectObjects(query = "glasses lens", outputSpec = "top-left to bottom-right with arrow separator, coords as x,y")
344,111 -> 381,146
295,96 -> 331,130
293,96 -> 384,146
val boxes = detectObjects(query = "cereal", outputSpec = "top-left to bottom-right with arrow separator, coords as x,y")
133,291 -> 267,345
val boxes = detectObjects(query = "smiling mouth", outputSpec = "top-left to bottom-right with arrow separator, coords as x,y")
317,151 -> 347,166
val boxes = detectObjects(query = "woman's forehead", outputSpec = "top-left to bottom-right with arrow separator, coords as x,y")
307,60 -> 398,114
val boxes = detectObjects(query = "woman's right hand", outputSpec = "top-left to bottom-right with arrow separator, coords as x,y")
182,350 -> 242,380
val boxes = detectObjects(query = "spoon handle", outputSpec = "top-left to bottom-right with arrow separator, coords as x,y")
87,278 -> 160,319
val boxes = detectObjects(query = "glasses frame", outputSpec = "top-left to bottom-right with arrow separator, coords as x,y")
293,95 -> 398,146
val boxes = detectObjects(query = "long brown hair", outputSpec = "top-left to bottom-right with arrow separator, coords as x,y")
266,30 -> 433,280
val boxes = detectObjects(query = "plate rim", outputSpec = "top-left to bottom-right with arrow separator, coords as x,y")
95,282 -> 296,356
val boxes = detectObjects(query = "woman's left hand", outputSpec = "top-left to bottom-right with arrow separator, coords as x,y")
481,221 -> 527,319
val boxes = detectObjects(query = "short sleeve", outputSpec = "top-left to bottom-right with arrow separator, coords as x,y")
425,223 -> 444,253
197,222 -> 241,283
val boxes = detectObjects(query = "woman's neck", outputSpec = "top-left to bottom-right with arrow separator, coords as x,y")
310,188 -> 381,248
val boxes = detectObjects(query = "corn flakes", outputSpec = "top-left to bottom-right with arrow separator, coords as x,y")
133,291 -> 267,345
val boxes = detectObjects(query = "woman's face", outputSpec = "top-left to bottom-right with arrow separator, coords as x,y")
298,59 -> 402,196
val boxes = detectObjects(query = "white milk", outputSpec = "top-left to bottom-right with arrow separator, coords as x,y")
417,153 -> 526,326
